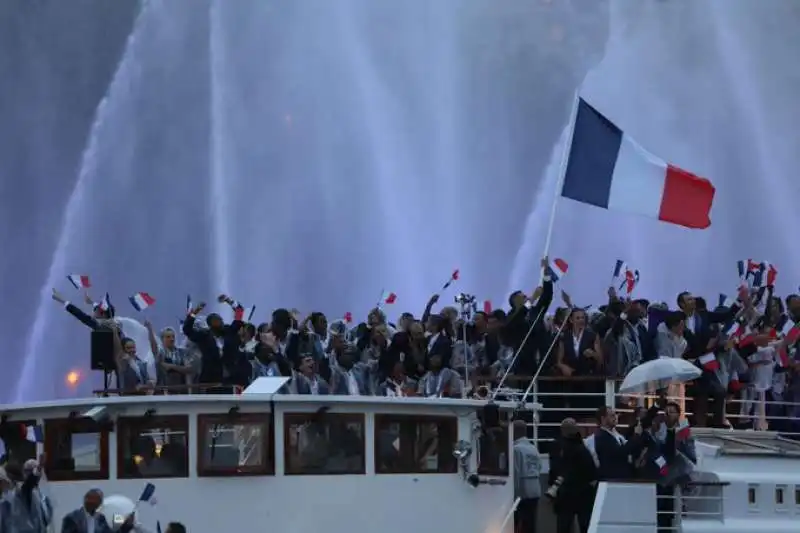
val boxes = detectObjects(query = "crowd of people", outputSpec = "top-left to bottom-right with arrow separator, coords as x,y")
514,396 -> 695,533
50,257 -> 800,435
0,455 -> 186,533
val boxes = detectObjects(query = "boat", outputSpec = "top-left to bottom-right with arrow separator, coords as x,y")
0,378 -> 522,533
2,375 -> 800,533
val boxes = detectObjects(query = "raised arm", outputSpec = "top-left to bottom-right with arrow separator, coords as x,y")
182,303 -> 207,343
52,288 -> 99,330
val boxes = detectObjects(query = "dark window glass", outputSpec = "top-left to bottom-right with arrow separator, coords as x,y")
43,418 -> 109,481
198,414 -> 273,476
374,415 -> 457,474
284,413 -> 365,475
478,412 -> 509,476
117,416 -> 189,479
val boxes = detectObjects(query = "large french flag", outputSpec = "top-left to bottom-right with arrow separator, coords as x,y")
561,99 -> 716,229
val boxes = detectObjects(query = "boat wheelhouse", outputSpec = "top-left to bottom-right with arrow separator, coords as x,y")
0,378 -> 521,533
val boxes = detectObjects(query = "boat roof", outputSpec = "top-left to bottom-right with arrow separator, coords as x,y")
693,428 -> 800,457
0,393 -> 531,416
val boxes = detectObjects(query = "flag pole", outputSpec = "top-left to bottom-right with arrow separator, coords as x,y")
542,92 -> 581,262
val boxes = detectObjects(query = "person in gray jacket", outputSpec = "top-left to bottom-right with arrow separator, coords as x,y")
512,420 -> 541,533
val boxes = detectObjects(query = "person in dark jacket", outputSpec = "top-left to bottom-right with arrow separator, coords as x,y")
182,302 -> 244,389
549,421 -> 598,533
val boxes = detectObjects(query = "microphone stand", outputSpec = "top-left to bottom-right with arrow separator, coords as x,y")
455,293 -> 477,398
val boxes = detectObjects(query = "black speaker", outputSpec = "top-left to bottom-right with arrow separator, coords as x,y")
91,329 -> 115,371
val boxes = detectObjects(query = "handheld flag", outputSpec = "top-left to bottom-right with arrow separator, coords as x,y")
676,419 -> 691,440
380,291 -> 397,305
483,300 -> 492,314
93,292 -> 113,315
129,292 -> 156,312
718,293 -> 734,308
729,371 -> 742,393
698,353 -> 719,372
25,425 -> 44,443
612,259 -> 626,280
232,301 -> 256,322
441,269 -> 459,291
561,98 -> 715,229
138,482 -> 156,503
545,258 -> 569,283
654,455 -> 668,476
67,275 -> 91,290
620,268 -> 639,296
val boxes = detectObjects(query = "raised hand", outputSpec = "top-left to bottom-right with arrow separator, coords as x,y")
561,289 -> 573,308
191,302 -> 206,315
51,288 -> 65,304
83,291 -> 94,306
541,256 -> 548,269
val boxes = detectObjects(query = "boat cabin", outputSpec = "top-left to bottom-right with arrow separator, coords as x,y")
0,378 -> 522,533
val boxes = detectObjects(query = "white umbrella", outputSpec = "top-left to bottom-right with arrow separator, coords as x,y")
619,358 -> 701,394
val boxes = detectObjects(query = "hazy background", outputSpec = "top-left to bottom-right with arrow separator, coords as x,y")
1,0 -> 798,402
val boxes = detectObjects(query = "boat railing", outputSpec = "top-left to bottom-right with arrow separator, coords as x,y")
90,374 -> 800,447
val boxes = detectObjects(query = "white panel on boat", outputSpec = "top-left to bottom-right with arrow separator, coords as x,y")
241,377 -> 290,395
694,431 -> 800,456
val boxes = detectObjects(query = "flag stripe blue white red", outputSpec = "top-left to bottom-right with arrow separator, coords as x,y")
67,274 -> 91,290
561,99 -> 715,229
25,425 -> 44,443
547,258 -> 569,283
381,291 -> 397,305
612,260 -> 626,279
129,292 -> 156,312
139,482 -> 156,502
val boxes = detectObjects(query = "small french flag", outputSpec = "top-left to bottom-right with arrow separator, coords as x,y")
728,371 -> 742,393
232,302 -> 256,322
67,274 -> 91,290
612,259 -> 627,280
483,300 -> 493,314
546,258 -> 569,283
381,291 -> 397,305
718,293 -> 734,308
129,292 -> 156,312
698,352 -> 719,372
139,482 -> 156,503
763,262 -> 778,287
676,419 -> 691,440
621,268 -> 639,295
94,292 -> 112,313
778,322 -> 800,369
654,455 -> 668,476
25,424 -> 44,443
441,269 -> 459,291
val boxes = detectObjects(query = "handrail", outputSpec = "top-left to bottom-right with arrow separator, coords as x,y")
91,383 -> 240,397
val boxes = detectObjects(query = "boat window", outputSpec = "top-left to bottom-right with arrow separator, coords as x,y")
748,484 -> 758,507
0,419 -> 38,464
478,412 -> 510,476
776,486 -> 786,506
117,416 -> 189,479
43,418 -> 109,481
374,415 -> 457,474
284,413 -> 365,475
197,413 -> 274,476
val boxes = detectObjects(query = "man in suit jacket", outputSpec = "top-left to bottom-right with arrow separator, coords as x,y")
676,291 -> 743,425
593,406 -> 639,481
182,303 -> 244,387
60,489 -> 134,533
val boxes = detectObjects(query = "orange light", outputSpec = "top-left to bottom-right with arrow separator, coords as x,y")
66,371 -> 80,386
